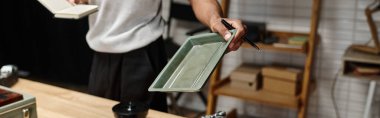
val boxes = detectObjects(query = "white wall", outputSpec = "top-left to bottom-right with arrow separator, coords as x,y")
165,0 -> 380,118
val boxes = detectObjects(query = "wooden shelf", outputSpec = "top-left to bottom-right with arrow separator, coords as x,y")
342,73 -> 380,80
242,30 -> 313,54
213,78 -> 300,109
341,45 -> 380,80
242,42 -> 306,54
343,45 -> 380,65
207,0 -> 321,117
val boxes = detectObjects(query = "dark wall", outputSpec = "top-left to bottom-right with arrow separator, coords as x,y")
0,0 -> 92,84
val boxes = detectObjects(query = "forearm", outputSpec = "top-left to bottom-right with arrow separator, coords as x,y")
189,0 -> 223,30
68,0 -> 88,4
189,0 -> 246,52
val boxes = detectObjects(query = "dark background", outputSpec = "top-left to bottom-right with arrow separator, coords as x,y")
0,0 -> 92,85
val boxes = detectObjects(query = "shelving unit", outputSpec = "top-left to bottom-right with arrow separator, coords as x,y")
206,0 -> 321,118
339,46 -> 380,118
243,31 -> 311,54
214,78 -> 300,109
341,46 -> 380,80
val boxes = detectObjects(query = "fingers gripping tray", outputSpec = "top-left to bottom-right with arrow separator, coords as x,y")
149,30 -> 236,92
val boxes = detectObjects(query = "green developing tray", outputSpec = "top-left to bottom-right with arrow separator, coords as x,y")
149,30 -> 236,92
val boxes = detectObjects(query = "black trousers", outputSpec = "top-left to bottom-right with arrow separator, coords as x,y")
88,37 -> 168,112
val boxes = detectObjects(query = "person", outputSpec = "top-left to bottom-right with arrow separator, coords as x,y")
68,0 -> 247,112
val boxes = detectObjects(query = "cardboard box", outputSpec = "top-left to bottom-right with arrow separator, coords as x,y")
263,77 -> 301,96
0,86 -> 37,118
230,80 -> 258,90
230,64 -> 261,90
262,66 -> 302,81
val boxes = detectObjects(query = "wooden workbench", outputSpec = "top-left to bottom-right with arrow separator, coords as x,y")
10,78 -> 183,118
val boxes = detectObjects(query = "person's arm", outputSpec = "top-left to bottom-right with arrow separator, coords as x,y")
189,0 -> 247,51
67,0 -> 88,4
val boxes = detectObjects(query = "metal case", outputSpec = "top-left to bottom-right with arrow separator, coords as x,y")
0,86 -> 37,118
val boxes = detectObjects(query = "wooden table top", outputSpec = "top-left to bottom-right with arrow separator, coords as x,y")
11,79 -> 183,118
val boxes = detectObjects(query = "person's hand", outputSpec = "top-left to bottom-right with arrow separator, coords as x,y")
210,18 -> 247,52
67,0 -> 88,4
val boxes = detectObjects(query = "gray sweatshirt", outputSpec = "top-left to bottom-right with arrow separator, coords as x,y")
86,0 -> 163,53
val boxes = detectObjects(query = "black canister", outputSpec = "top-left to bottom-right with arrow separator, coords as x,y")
112,101 -> 148,118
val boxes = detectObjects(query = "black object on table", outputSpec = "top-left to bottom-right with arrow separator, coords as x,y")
112,101 -> 148,118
